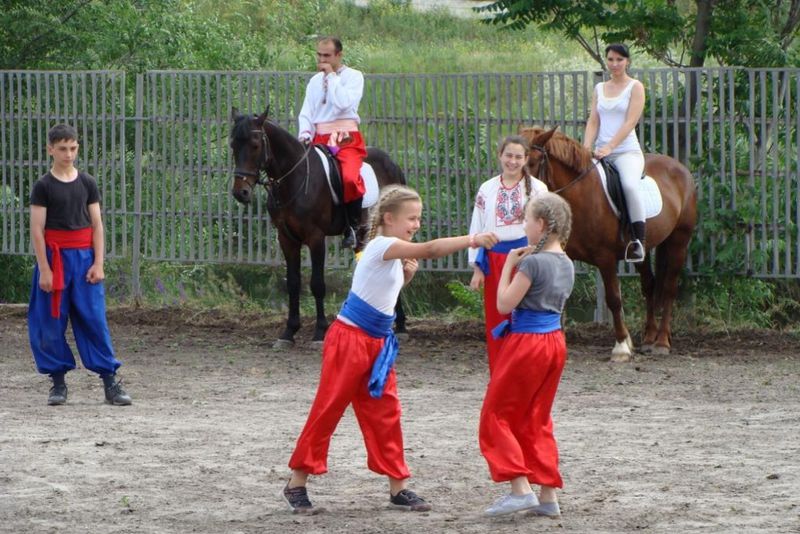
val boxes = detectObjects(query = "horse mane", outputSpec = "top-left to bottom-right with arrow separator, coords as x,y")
519,126 -> 593,173
231,113 -> 254,142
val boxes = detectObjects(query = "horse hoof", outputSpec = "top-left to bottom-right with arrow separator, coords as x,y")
273,339 -> 294,350
639,344 -> 654,354
625,334 -> 634,351
610,340 -> 631,362
651,345 -> 670,356
395,332 -> 410,342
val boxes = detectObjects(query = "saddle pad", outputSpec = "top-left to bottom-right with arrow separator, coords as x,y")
594,160 -> 662,220
314,147 -> 379,208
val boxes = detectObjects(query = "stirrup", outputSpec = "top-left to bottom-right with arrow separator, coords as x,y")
341,226 -> 357,249
624,239 -> 645,263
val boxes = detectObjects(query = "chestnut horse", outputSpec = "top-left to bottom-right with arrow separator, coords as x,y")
521,127 -> 697,361
230,108 -> 407,347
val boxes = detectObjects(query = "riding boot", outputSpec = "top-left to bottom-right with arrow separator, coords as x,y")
342,197 -> 363,249
626,221 -> 646,263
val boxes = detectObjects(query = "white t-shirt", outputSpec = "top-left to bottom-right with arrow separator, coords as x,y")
468,175 -> 548,265
339,235 -> 404,317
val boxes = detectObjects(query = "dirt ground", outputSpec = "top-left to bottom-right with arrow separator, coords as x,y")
1,305 -> 799,534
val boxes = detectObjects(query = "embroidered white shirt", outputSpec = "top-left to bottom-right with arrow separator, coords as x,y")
468,175 -> 548,265
298,66 -> 364,140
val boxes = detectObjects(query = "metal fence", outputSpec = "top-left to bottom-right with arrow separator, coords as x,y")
2,68 -> 800,296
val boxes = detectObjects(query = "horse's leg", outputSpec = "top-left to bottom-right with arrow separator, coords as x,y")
308,235 -> 329,344
276,234 -> 302,348
652,229 -> 692,355
598,261 -> 633,362
637,253 -> 658,352
395,292 -> 408,338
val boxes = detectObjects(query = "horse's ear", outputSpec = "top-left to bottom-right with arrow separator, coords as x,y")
258,104 -> 270,121
230,106 -> 240,121
536,126 -> 559,146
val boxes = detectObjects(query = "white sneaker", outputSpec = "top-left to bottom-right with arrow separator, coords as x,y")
527,501 -> 561,518
484,492 -> 538,517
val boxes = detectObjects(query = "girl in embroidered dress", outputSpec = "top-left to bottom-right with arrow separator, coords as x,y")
479,192 -> 574,517
284,185 -> 498,514
583,43 -> 647,262
469,135 -> 548,373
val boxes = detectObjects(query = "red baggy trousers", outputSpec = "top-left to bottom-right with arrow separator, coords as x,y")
313,131 -> 367,203
288,319 -> 410,480
479,330 -> 566,488
482,249 -> 512,374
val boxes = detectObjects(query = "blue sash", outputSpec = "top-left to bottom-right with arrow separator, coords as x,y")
474,236 -> 529,275
491,308 -> 562,339
339,291 -> 399,399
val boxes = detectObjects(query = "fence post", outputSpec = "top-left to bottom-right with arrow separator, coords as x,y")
131,74 -> 143,304
594,268 -> 610,323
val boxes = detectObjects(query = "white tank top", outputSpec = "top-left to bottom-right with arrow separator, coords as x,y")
596,80 -> 641,154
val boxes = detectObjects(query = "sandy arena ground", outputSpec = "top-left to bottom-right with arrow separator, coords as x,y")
1,306 -> 799,534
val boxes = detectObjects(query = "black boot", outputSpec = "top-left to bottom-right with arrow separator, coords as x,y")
341,197 -> 363,249
47,372 -> 68,406
102,374 -> 132,406
626,221 -> 646,263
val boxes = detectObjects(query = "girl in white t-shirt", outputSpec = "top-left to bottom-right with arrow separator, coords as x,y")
583,43 -> 647,262
284,185 -> 498,514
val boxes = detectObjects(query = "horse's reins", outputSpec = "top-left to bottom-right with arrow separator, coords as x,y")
234,122 -> 314,203
529,143 -> 597,195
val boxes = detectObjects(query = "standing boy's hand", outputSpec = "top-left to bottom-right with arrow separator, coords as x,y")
38,268 -> 54,292
86,264 -> 105,284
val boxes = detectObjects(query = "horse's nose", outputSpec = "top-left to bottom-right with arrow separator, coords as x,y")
232,185 -> 250,204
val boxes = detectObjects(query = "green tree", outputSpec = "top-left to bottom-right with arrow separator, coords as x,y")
477,0 -> 800,68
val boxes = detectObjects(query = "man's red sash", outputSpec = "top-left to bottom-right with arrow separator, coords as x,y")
44,227 -> 93,318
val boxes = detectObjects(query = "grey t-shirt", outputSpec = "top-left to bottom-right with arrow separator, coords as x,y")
516,252 -> 575,313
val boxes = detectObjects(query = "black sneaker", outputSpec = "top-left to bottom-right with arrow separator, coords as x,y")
390,489 -> 432,512
104,378 -> 132,406
47,383 -> 68,406
283,484 -> 317,514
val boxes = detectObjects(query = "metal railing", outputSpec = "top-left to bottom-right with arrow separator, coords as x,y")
2,68 -> 799,299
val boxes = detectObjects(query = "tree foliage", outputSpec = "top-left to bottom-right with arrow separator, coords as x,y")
477,0 -> 800,68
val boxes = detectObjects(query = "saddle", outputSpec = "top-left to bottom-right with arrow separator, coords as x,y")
599,159 -> 638,241
313,144 -> 380,209
314,144 -> 345,205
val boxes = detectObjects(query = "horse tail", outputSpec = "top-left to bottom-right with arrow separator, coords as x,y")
368,147 -> 406,186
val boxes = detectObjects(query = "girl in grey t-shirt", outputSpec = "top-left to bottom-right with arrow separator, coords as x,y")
479,192 -> 575,518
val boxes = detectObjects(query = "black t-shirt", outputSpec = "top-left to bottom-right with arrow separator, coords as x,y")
29,171 -> 101,230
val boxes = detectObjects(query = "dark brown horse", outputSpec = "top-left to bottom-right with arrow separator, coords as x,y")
521,127 -> 697,360
230,108 -> 407,347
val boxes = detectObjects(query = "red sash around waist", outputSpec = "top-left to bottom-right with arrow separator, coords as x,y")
44,227 -> 93,318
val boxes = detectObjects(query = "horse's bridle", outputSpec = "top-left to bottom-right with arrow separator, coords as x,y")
529,143 -> 597,195
233,121 -> 313,199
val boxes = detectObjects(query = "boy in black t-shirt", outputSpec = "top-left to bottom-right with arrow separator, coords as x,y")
28,124 -> 132,406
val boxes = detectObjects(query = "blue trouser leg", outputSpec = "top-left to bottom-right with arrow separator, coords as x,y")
28,248 -> 121,376
28,258 -> 75,375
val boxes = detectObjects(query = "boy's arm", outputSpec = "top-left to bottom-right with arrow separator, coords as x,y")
30,205 -> 53,292
86,202 -> 105,283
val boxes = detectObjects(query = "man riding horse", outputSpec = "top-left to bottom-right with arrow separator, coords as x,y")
298,36 -> 366,249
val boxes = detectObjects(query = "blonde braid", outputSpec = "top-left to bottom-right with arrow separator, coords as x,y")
365,185 -> 422,244
526,192 -> 573,252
